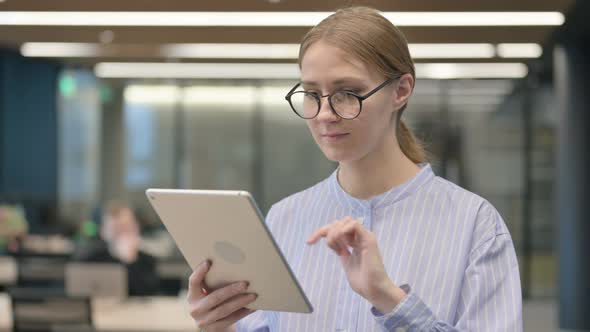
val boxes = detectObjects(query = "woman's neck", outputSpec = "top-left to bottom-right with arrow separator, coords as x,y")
337,135 -> 420,200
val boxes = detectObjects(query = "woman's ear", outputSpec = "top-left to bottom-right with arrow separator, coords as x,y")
392,73 -> 414,109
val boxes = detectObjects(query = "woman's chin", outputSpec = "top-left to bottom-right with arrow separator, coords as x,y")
321,147 -> 359,163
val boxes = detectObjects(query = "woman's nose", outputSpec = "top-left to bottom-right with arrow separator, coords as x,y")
316,96 -> 340,122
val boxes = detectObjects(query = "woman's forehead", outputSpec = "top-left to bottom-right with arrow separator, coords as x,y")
300,41 -> 370,80
300,41 -> 387,86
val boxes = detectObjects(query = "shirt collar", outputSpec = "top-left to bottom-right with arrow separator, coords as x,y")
329,163 -> 435,212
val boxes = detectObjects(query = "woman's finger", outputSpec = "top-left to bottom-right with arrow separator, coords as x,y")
325,236 -> 344,254
198,293 -> 258,327
340,219 -> 364,246
331,218 -> 366,255
187,260 -> 211,302
336,220 -> 358,256
196,281 -> 249,315
325,224 -> 341,251
336,237 -> 351,256
325,221 -> 348,255
306,225 -> 330,244
307,216 -> 359,247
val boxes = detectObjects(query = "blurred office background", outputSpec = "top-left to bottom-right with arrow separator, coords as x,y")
1,0 -> 589,331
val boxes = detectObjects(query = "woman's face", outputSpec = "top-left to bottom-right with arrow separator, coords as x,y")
300,41 -> 400,163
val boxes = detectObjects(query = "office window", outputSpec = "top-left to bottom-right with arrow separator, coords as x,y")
57,69 -> 100,222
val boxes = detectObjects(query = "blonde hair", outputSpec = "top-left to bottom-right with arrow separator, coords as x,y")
298,6 -> 427,163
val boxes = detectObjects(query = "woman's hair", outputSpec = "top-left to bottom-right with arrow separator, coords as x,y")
298,6 -> 427,163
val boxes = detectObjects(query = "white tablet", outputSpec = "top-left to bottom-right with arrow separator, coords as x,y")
145,189 -> 313,313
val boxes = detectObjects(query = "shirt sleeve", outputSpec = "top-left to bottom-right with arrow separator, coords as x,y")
235,310 -> 270,332
370,205 -> 523,331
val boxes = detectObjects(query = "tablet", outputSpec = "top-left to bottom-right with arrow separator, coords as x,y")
145,189 -> 313,313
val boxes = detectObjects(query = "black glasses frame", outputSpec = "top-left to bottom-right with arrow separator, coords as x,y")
284,75 -> 401,120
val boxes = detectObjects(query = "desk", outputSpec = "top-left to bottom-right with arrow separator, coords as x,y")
92,296 -> 195,332
0,293 -> 13,332
18,256 -> 66,282
0,256 -> 17,286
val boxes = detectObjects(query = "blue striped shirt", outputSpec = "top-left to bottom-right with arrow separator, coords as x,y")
237,163 -> 522,331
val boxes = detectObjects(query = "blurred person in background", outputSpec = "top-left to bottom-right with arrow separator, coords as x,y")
0,204 -> 29,255
74,200 -> 159,296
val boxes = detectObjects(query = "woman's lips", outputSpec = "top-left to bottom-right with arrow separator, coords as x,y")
321,133 -> 350,142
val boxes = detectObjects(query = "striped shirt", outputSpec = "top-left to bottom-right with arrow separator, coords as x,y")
237,163 -> 522,331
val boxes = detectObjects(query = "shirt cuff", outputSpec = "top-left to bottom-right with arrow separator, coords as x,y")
370,284 -> 436,331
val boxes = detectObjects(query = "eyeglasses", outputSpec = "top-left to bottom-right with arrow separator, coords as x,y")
284,76 -> 400,120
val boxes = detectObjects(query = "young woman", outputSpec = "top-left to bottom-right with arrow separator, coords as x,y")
187,6 -> 522,332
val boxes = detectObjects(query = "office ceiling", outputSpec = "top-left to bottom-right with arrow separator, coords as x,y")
0,0 -> 576,66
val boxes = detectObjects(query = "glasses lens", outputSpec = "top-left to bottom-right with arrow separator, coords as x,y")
289,92 -> 319,119
331,92 -> 361,119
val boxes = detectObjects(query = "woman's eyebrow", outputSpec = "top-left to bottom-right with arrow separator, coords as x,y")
332,77 -> 366,85
301,77 -> 366,87
300,81 -> 318,87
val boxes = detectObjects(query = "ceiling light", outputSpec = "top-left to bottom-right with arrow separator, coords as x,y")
496,43 -> 543,58
0,11 -> 565,27
409,44 -> 495,59
415,63 -> 528,79
161,43 -> 299,59
21,43 -> 100,57
21,42 -> 300,59
95,62 -> 300,79
383,12 -> 564,26
24,42 -> 542,60
96,62 -> 528,80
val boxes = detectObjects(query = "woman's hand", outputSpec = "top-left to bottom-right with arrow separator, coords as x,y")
307,216 -> 406,313
187,260 -> 258,332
